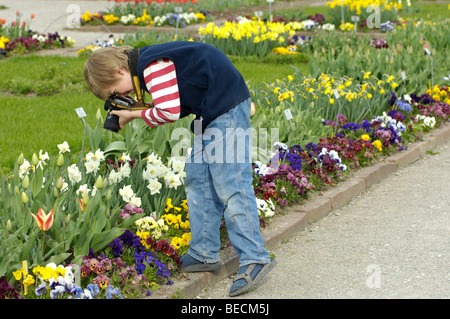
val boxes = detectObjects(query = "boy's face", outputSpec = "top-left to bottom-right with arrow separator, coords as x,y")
109,69 -> 134,98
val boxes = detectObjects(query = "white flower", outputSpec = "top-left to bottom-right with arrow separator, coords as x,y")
274,142 -> 288,151
119,152 -> 131,162
85,149 -> 105,163
68,164 -> 82,184
37,150 -> 49,169
19,159 -> 31,179
119,185 -> 135,202
84,159 -> 100,174
129,196 -> 141,208
143,164 -> 164,181
108,169 -> 122,184
120,162 -> 131,178
165,171 -> 182,189
169,157 -> 185,172
145,152 -> 162,166
76,184 -> 90,196
120,14 -> 136,24
57,141 -> 70,154
256,198 -> 275,218
147,178 -> 162,195
322,23 -> 335,31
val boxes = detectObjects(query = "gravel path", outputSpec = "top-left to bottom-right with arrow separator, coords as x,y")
197,138 -> 450,299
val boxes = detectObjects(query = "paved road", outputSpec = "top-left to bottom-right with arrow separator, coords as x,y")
197,137 -> 450,299
1,0 -> 114,51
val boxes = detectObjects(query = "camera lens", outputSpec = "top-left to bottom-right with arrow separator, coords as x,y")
103,113 -> 120,132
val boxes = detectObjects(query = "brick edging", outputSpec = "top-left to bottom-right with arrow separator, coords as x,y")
151,121 -> 450,299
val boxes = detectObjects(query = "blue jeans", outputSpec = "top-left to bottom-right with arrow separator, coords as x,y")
184,98 -> 270,267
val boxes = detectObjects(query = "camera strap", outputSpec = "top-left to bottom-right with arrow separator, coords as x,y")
127,48 -> 145,104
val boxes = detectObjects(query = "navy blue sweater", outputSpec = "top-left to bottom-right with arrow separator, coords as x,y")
136,41 -> 250,132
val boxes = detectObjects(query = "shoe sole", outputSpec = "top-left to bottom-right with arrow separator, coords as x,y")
182,262 -> 223,273
229,259 -> 277,297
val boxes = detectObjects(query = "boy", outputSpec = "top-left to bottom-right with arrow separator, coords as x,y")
84,41 -> 276,297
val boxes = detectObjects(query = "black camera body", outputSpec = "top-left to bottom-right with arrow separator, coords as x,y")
103,96 -> 134,132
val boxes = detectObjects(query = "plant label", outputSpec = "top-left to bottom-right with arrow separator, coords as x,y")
75,107 -> 87,119
351,16 -> 360,22
401,71 -> 406,81
333,89 -> 340,99
284,109 -> 293,121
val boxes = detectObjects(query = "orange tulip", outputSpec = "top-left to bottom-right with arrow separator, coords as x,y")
31,14 -> 35,19
30,208 -> 54,231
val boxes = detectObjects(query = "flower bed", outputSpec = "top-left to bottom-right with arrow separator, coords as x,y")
1,83 -> 448,298
0,12 -> 75,57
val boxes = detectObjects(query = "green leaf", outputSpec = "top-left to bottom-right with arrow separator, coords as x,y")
91,228 -> 125,253
31,168 -> 44,198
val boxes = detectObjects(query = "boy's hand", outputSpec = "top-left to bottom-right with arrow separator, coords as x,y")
110,109 -> 142,130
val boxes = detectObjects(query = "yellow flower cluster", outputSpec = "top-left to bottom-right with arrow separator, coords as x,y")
132,9 -> 154,26
340,22 -> 354,32
161,198 -> 191,250
0,36 -> 9,50
194,12 -> 206,23
361,134 -> 383,151
268,71 -> 390,105
426,85 -> 450,104
80,11 -> 102,23
198,19 -> 300,42
76,44 -> 100,55
326,0 -> 401,15
272,45 -> 298,55
12,261 -> 67,295
135,215 -> 168,244
104,14 -> 119,25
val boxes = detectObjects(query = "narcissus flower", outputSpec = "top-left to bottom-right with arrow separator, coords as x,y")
30,208 -> 54,231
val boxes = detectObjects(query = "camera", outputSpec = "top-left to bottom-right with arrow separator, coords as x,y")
103,95 -> 135,132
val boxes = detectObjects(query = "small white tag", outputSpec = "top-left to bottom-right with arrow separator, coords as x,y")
401,71 -> 406,81
333,89 -> 340,99
351,16 -> 360,22
75,107 -> 87,118
267,0 -> 274,3
284,109 -> 293,121
424,48 -> 431,55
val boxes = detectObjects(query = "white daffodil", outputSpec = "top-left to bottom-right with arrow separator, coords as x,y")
57,141 -> 70,154
67,164 -> 82,184
85,159 -> 100,174
119,185 -> 135,202
165,171 -> 182,189
76,184 -> 90,196
108,169 -> 122,184
147,178 -> 162,195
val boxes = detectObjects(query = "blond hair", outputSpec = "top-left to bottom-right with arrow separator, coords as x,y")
84,45 -> 132,101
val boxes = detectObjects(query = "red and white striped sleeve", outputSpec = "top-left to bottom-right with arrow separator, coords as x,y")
141,58 -> 181,127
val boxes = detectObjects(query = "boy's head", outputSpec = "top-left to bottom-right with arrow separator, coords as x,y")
84,45 -> 133,101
